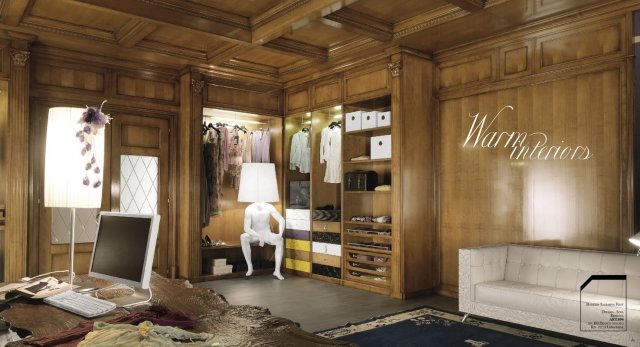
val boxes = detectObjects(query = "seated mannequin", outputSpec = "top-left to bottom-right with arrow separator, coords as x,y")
240,202 -> 285,280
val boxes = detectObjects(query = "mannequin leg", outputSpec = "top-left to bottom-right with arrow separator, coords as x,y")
240,233 -> 254,276
273,238 -> 284,280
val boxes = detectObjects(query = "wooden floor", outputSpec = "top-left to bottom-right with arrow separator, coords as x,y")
196,274 -> 458,333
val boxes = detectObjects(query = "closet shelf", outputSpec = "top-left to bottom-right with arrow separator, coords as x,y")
344,221 -> 392,227
344,231 -> 392,240
343,159 -> 391,165
343,126 -> 392,136
343,190 -> 391,194
344,244 -> 392,255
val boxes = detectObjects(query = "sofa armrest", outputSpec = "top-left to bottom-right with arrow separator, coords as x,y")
459,244 -> 509,312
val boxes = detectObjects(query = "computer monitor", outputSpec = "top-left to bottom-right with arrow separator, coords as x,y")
89,212 -> 160,290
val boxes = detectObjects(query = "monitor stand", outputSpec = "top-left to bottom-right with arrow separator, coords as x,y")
107,287 -> 152,308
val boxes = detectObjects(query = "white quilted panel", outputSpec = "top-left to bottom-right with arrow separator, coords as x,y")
556,250 -> 580,269
579,252 -> 603,272
521,247 -> 542,265
601,254 -> 625,273
556,268 -> 578,290
518,264 -> 539,285
539,249 -> 560,266
537,266 -> 558,288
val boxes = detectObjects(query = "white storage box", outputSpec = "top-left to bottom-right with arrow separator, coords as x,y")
213,258 -> 226,267
286,219 -> 311,231
377,111 -> 391,127
371,135 -> 391,159
212,264 -> 233,275
312,242 -> 342,257
285,209 -> 310,220
361,111 -> 378,129
345,111 -> 362,132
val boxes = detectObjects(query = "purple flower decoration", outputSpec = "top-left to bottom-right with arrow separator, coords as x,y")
76,100 -> 111,188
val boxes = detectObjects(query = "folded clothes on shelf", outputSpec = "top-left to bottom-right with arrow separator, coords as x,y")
346,228 -> 391,236
374,184 -> 391,191
349,252 -> 387,263
347,241 -> 391,250
349,270 -> 387,282
350,155 -> 371,161
350,215 -> 391,224
312,209 -> 341,221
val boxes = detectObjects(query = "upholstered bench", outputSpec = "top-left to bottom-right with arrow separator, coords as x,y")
459,244 -> 640,346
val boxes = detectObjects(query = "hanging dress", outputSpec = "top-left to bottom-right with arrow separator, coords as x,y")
320,126 -> 342,183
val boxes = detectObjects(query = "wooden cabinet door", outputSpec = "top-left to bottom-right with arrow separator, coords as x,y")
110,114 -> 170,277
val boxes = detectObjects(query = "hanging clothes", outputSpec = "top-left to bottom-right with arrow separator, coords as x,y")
203,129 -> 223,217
289,130 -> 310,173
243,131 -> 252,164
227,129 -> 247,189
320,126 -> 342,183
251,129 -> 271,163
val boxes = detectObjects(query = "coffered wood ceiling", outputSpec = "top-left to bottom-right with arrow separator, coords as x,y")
0,0 -> 624,85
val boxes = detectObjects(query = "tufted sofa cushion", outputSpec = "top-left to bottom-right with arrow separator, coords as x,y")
504,245 -> 640,299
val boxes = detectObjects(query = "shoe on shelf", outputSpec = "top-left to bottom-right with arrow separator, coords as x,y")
203,235 -> 213,247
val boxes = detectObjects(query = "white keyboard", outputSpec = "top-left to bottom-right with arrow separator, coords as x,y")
44,290 -> 116,318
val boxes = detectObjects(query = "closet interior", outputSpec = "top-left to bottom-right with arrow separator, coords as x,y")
200,108 -> 283,280
284,106 -> 343,283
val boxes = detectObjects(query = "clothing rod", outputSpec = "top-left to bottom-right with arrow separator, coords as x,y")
203,115 -> 267,125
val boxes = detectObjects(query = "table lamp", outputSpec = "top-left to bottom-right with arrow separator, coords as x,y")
44,105 -> 108,287
237,163 -> 286,280
630,232 -> 640,256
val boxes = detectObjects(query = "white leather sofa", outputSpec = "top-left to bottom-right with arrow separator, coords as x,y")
459,244 -> 640,346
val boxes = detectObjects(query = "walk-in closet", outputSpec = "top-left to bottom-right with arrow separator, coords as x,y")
200,108 -> 283,280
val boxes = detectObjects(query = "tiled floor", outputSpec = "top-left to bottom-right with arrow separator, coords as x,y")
197,274 -> 457,333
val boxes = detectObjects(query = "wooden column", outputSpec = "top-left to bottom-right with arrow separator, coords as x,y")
177,71 -> 203,278
5,46 -> 30,281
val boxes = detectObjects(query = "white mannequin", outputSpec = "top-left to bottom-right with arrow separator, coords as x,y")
240,202 -> 286,280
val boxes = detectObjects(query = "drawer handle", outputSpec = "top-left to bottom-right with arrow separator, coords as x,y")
378,141 -> 383,146
366,115 -> 370,120
381,115 -> 386,120
351,116 -> 355,120
323,225 -> 327,231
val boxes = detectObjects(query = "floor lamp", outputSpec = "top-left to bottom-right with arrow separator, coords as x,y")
44,106 -> 106,287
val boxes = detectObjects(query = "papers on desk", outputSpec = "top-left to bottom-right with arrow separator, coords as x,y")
0,277 -> 72,300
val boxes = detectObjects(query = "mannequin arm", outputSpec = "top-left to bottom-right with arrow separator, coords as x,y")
243,210 -> 260,239
270,209 -> 286,235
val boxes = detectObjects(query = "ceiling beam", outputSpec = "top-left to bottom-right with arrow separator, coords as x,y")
115,20 -> 158,48
251,0 -> 358,45
206,43 -> 251,66
441,0 -> 486,12
263,37 -> 327,62
3,0 -> 30,26
72,0 -> 252,43
321,7 -> 392,42
393,5 -> 469,39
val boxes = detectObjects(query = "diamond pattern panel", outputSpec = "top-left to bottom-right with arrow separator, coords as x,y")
120,155 -> 159,214
51,208 -> 99,244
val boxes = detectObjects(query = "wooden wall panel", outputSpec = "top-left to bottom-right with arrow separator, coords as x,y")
33,62 -> 105,92
537,20 -> 623,71
205,84 -> 282,115
439,53 -> 494,90
439,68 -> 623,292
311,78 -> 342,108
115,74 -> 176,102
285,87 -> 309,114
0,41 -> 11,79
344,65 -> 390,102
500,41 -> 533,79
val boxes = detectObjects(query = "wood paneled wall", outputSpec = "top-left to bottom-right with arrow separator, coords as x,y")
435,11 -> 632,296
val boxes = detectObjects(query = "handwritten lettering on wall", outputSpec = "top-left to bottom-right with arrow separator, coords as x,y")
463,105 -> 593,160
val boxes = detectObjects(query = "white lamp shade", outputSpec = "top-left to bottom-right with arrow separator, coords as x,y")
44,107 -> 105,208
237,163 -> 279,203
630,232 -> 640,248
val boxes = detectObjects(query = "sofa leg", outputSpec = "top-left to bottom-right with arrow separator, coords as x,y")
461,313 -> 469,323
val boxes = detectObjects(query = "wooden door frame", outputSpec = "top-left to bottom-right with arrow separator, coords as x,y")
28,101 -> 177,279
110,113 -> 173,278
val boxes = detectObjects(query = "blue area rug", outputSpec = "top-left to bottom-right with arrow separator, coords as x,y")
316,306 -> 591,347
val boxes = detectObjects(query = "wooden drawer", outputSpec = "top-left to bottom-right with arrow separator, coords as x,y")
285,239 -> 310,252
312,221 -> 341,233
344,248 -> 390,287
285,258 -> 311,273
312,253 -> 341,268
